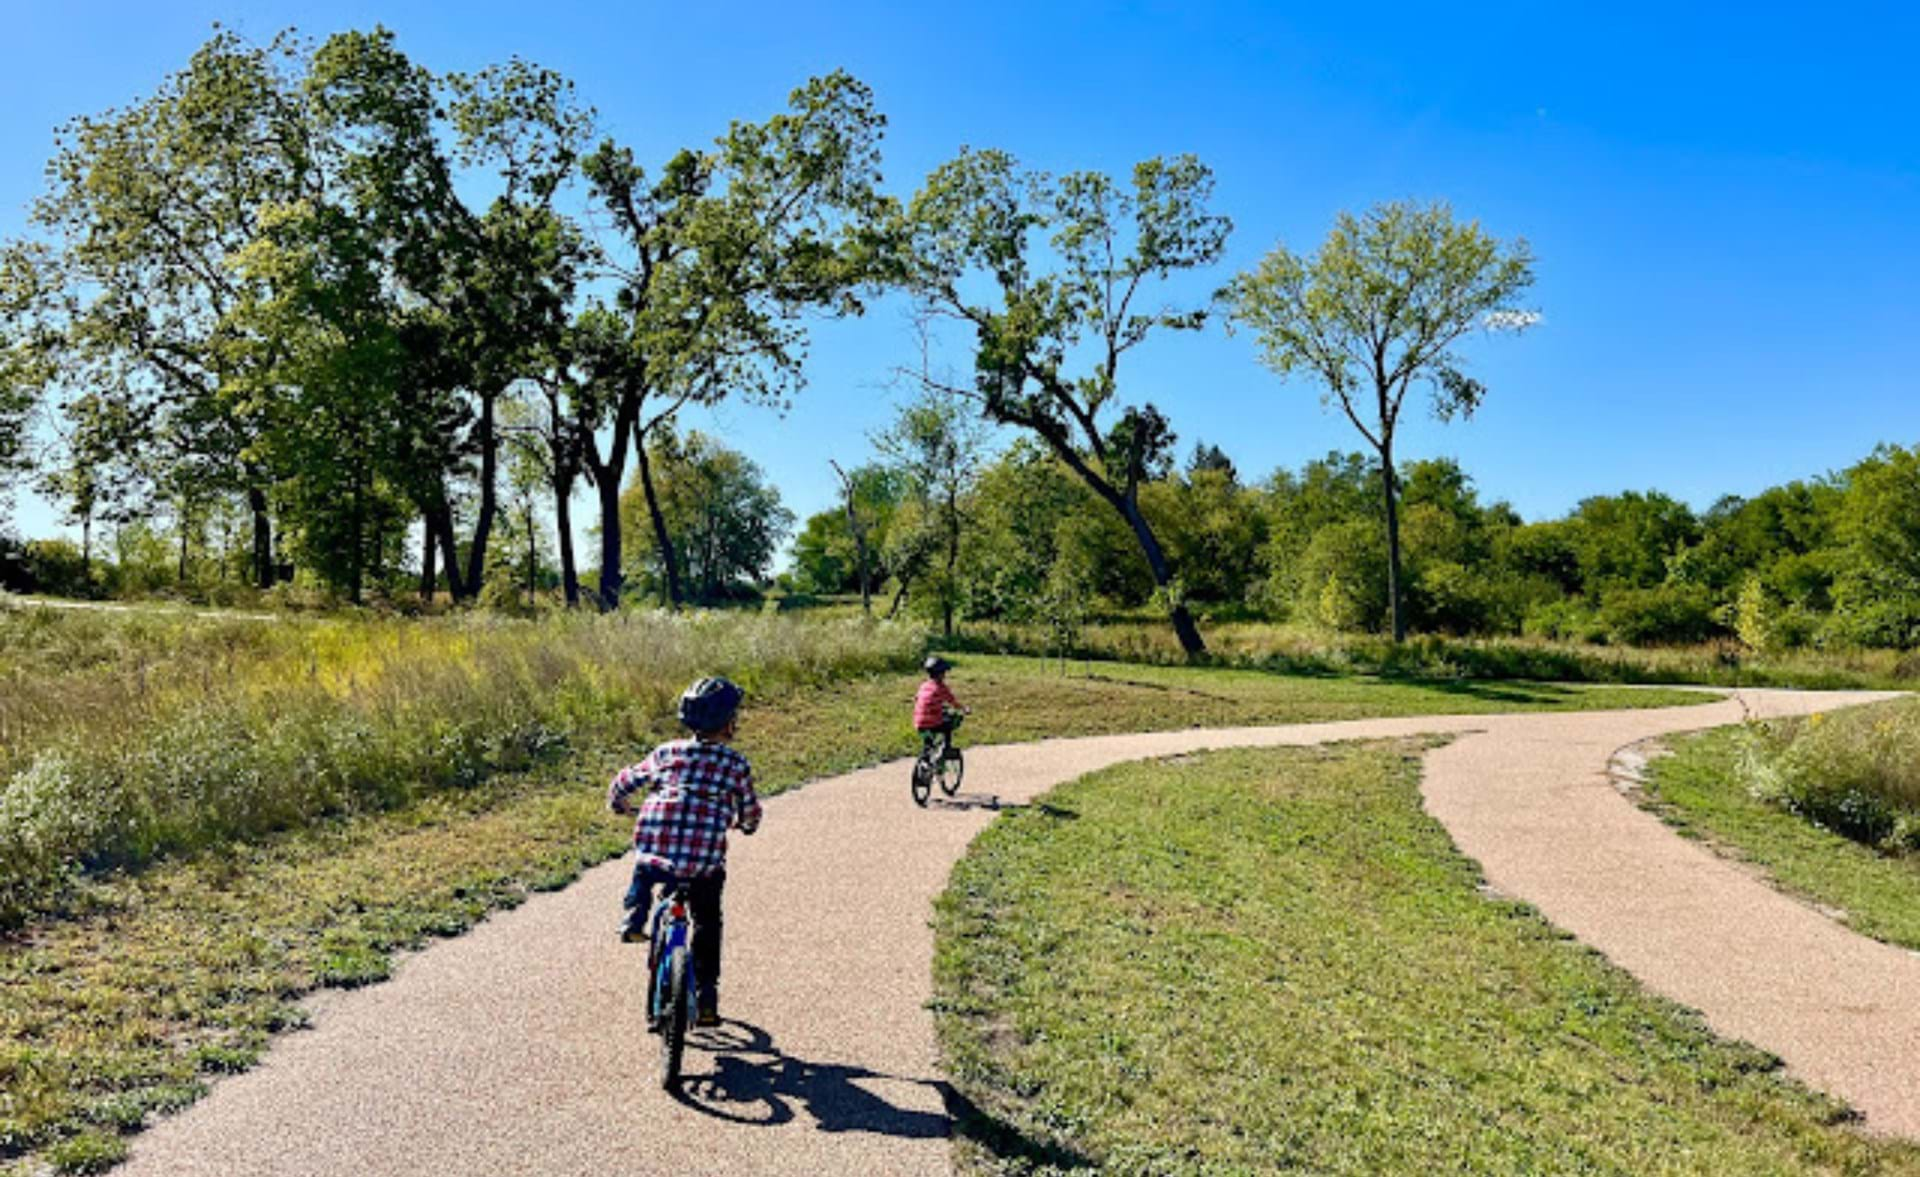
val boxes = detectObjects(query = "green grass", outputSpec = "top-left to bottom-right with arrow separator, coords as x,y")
748,654 -> 1710,787
953,618 -> 1920,690
1640,720 -> 1920,951
0,606 -> 923,924
933,743 -> 1920,1175
0,653 -> 1708,1174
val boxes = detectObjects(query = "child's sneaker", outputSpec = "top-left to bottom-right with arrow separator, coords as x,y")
617,911 -> 648,944
695,992 -> 720,1027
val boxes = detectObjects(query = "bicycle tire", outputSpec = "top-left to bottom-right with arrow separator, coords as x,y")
911,757 -> 932,806
659,946 -> 689,1089
938,748 -> 964,796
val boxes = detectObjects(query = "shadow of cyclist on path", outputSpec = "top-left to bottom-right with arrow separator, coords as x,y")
673,1021 -> 1096,1167
672,1020 -> 946,1137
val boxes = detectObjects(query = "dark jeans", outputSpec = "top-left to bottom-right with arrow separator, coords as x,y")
919,714 -> 961,760
625,863 -> 726,1002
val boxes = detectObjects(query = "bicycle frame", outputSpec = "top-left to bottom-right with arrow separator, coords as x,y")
648,887 -> 698,1026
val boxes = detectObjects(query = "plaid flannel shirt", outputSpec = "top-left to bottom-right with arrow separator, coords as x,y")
607,739 -> 761,878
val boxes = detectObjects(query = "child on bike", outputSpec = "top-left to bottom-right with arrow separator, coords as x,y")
608,675 -> 760,1027
914,656 -> 968,761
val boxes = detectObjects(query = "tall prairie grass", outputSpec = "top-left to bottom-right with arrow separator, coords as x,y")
0,606 -> 920,923
952,619 -> 1920,689
1737,698 -> 1920,852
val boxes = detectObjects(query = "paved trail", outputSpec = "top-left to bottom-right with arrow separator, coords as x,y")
122,689 -> 1917,1175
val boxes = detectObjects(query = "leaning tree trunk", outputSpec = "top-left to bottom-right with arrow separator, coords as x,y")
634,433 -> 684,609
1117,494 -> 1206,657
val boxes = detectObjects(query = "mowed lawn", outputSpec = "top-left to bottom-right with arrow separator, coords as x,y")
749,653 -> 1709,788
934,743 -> 1920,1175
0,655 -> 1706,1174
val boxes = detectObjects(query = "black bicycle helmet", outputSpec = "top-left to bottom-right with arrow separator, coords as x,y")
678,676 -> 745,733
923,655 -> 952,676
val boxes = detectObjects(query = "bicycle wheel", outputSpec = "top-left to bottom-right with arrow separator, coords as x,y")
910,756 -> 932,806
937,747 -> 964,796
658,946 -> 689,1089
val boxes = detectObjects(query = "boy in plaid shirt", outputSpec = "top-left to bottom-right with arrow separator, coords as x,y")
609,676 -> 761,1026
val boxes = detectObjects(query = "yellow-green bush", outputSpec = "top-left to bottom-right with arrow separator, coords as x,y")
1738,699 -> 1920,851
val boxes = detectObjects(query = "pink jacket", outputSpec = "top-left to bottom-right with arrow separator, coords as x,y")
914,680 -> 958,729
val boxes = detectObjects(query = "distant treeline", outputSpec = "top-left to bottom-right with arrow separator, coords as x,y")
789,438 -> 1920,651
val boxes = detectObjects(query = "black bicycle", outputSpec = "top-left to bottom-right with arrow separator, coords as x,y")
911,711 -> 965,806
645,881 -> 698,1089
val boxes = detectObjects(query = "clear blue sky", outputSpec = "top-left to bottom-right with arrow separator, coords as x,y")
6,1 -> 1917,544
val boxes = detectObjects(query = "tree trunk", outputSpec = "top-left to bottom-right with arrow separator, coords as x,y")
1117,493 -> 1206,657
419,514 -> 437,604
178,513 -> 189,584
430,501 -> 465,601
833,461 -> 872,616
943,486 -> 959,639
1018,420 -> 1205,657
1379,442 -> 1406,642
588,394 -> 640,614
247,482 -> 274,590
593,469 -> 624,612
635,430 -> 683,609
554,470 -> 579,608
464,391 -> 500,598
855,537 -> 871,615
80,513 -> 92,583
525,503 -> 538,608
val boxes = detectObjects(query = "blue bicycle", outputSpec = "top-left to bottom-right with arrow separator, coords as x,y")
645,881 -> 699,1089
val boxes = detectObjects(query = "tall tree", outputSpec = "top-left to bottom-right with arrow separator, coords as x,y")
294,28 -> 590,602
619,430 -> 794,602
890,150 -> 1228,655
874,392 -> 990,637
578,71 -> 885,611
829,459 -> 893,614
1227,200 -> 1537,641
0,245 -> 54,530
11,29 -> 317,588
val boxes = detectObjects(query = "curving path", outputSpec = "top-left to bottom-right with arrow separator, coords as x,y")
120,688 -> 1915,1175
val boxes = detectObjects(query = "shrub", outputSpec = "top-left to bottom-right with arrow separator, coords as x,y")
1597,583 -> 1722,646
21,538 -> 95,598
1738,700 -> 1920,852
1521,597 -> 1606,644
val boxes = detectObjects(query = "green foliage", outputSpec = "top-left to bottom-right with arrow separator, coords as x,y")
17,539 -> 93,598
619,430 -> 795,602
1568,490 -> 1701,592
1737,700 -> 1920,853
1829,445 -> 1920,648
1595,582 -> 1721,645
576,69 -> 885,608
892,148 -> 1231,654
1227,200 -> 1537,640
